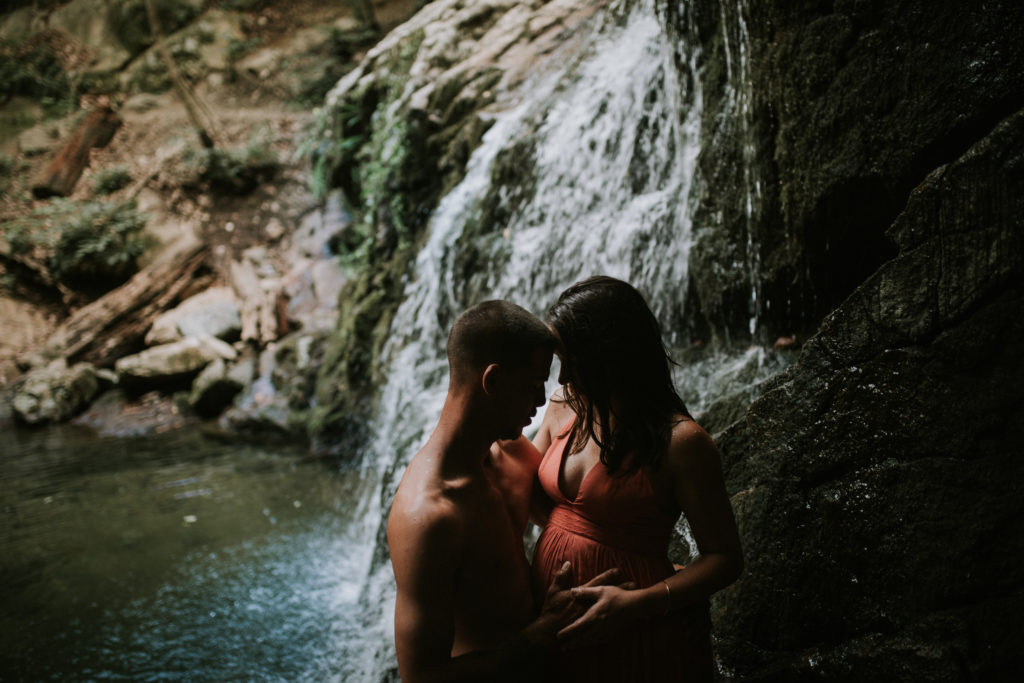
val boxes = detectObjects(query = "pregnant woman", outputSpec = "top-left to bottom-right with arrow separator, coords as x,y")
531,276 -> 743,682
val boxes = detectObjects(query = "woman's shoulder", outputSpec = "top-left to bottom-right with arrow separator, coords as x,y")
532,388 -> 575,453
665,417 -> 720,469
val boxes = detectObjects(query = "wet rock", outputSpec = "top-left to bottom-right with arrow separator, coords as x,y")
189,354 -> 255,417
115,335 -> 236,391
11,359 -> 101,425
218,400 -> 298,439
72,388 -> 195,437
145,286 -> 242,346
712,106 -> 1024,678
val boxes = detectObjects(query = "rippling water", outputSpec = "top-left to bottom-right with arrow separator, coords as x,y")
0,424 -> 369,681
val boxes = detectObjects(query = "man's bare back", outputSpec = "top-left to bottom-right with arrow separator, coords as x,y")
390,444 -> 536,658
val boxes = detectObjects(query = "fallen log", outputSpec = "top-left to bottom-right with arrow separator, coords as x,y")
31,105 -> 122,199
39,239 -> 208,368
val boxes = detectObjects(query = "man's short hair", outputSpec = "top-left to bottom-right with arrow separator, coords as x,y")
447,300 -> 554,381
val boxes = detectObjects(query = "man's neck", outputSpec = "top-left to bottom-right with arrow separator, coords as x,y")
428,393 -> 496,478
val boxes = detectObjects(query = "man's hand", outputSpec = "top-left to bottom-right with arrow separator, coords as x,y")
523,562 -> 622,647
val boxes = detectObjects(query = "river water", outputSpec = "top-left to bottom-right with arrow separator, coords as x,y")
0,424 -> 372,681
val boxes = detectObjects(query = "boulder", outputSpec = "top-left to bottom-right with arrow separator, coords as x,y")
11,359 -> 100,424
145,286 -> 242,346
48,0 -> 133,74
115,335 -> 236,391
72,388 -> 194,437
189,354 -> 255,417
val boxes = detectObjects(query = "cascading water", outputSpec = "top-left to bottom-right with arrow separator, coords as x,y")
326,1 -> 788,679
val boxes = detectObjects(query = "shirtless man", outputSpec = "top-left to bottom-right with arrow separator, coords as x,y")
387,301 -> 615,682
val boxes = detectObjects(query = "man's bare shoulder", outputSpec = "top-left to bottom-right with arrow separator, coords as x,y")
389,451 -> 466,541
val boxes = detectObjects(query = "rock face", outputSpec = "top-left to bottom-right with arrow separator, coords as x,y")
682,0 -> 1024,341
714,108 -> 1024,680
674,0 -> 1024,677
11,359 -> 101,424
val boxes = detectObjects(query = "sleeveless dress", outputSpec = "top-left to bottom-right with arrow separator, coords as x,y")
531,420 -> 713,682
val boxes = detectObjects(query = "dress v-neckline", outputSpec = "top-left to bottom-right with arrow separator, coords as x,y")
556,418 -> 600,503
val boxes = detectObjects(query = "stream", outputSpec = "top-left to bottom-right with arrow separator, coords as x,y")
0,425 -> 374,681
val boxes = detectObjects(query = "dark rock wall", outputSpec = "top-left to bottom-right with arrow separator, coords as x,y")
671,0 -> 1024,677
682,0 -> 1024,341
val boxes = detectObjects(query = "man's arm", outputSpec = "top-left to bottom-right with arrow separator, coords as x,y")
389,497 -> 588,682
389,502 -> 465,682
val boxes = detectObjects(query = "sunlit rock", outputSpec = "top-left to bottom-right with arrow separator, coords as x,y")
116,335 -> 236,391
145,287 -> 242,346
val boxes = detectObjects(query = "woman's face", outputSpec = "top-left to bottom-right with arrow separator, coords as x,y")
550,325 -> 580,393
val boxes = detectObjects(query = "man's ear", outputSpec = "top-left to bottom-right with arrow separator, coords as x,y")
481,363 -> 501,395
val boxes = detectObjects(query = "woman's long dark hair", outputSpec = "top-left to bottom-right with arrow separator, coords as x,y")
548,276 -> 690,473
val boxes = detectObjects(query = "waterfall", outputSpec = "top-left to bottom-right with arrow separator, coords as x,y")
720,0 -> 763,337
323,1 -> 782,679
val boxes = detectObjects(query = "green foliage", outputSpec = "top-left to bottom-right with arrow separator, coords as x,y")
110,0 -> 202,57
291,26 -> 380,109
6,199 -> 150,293
305,97 -> 366,202
92,166 -> 132,196
182,137 -> 280,195
0,38 -> 73,114
226,37 -> 261,64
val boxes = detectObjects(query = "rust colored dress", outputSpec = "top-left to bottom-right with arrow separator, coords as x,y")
531,420 -> 713,682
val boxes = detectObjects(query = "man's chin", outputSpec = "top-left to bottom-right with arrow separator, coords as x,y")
499,427 -> 524,441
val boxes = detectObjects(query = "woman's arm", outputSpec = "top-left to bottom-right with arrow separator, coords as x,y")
659,421 -> 744,601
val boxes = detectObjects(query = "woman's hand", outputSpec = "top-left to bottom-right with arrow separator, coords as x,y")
526,564 -> 624,645
555,581 -> 645,647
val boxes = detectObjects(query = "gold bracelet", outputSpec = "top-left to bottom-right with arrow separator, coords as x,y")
661,580 -> 672,615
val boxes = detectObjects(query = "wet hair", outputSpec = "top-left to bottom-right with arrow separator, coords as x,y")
547,275 -> 690,473
447,300 -> 554,383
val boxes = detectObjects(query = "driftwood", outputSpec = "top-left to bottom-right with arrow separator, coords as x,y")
40,239 -> 208,368
31,105 -> 122,199
228,258 -> 282,346
0,235 -> 76,306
